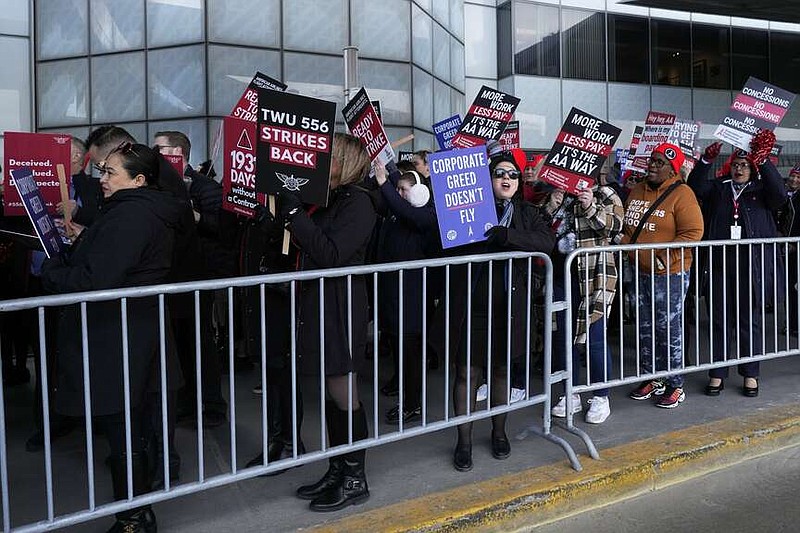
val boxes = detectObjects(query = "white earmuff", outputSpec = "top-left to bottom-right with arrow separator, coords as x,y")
406,170 -> 431,207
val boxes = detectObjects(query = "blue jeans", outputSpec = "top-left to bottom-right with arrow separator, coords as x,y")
636,271 -> 690,388
553,281 -> 613,396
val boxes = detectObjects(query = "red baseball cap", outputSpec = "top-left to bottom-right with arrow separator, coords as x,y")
652,143 -> 685,175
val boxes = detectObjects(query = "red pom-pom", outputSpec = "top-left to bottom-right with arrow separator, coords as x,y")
749,129 -> 776,166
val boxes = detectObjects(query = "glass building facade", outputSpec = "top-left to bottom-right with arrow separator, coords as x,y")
1,1 -> 799,171
474,0 -> 800,162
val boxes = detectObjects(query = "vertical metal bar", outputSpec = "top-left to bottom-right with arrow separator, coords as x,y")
506,258 -> 513,404
444,265 -> 451,421
694,246 -> 700,366
421,267 -> 428,426
618,250 -> 624,380
796,242 -> 800,348
524,258 -> 532,397
634,250 -> 641,377
723,245 -> 728,361
260,285 -> 268,466
665,249 -> 672,373
347,275 -> 354,443
466,263 -> 473,417
373,273 -> 379,436
290,281 -> 299,456
227,288 -> 237,473
772,244 -> 778,350
159,296 -> 170,491
120,299 -> 133,500
80,303 -> 95,508
785,242 -> 790,352
194,291 -> 203,444
542,255 -> 554,433
709,243 -> 714,362
319,278 -> 327,451
398,270 -> 405,432
486,261 -> 493,410
601,251 -> 608,382
0,323 -> 12,530
760,243 -> 765,356
649,252 -> 655,377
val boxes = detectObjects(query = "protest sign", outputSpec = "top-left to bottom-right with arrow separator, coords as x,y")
625,125 -> 644,171
714,77 -> 796,151
615,148 -> 630,172
11,168 -> 66,258
539,108 -> 622,195
3,132 -> 72,217
451,86 -> 520,149
256,89 -> 336,206
428,145 -> 497,249
371,100 -> 382,122
769,143 -> 782,166
630,111 -> 676,171
342,87 -> 395,164
222,116 -> 263,218
433,114 -> 462,150
499,121 -> 521,150
668,119 -> 700,158
398,151 -> 415,163
231,71 -> 287,122
163,154 -> 185,177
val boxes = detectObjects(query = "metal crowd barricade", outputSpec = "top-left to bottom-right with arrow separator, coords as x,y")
0,251 -> 577,532
558,237 -> 800,456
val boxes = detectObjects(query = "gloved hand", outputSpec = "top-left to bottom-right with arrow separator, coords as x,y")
749,129 -> 776,166
277,190 -> 303,221
484,225 -> 509,246
252,203 -> 278,232
702,141 -> 722,163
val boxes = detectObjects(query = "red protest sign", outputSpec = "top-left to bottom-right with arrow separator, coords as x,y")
539,108 -> 622,195
163,154 -> 184,177
499,121 -> 520,150
3,132 -> 72,217
451,86 -> 520,149
231,72 -> 287,122
342,88 -> 395,163
630,111 -> 676,171
222,116 -> 264,218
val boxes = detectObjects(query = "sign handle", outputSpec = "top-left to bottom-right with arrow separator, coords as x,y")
56,164 -> 74,240
270,194 -> 291,255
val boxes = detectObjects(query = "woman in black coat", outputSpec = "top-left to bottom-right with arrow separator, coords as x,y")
41,143 -> 183,533
688,139 -> 785,398
282,133 -> 377,512
440,152 -> 555,472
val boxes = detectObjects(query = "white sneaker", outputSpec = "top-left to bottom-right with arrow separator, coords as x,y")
585,396 -> 611,424
509,388 -> 526,404
476,383 -> 488,402
551,394 -> 582,418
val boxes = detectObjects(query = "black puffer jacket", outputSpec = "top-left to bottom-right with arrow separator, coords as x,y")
41,187 -> 185,416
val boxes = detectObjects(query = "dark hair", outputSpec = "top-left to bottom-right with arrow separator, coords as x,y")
396,160 -> 416,173
413,149 -> 432,164
489,151 -> 521,173
110,143 -> 161,188
87,125 -> 135,154
154,130 -> 191,160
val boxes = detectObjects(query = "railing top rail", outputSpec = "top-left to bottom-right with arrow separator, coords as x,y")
0,251 -> 552,312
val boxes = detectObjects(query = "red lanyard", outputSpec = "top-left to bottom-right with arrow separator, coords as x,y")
730,182 -> 749,224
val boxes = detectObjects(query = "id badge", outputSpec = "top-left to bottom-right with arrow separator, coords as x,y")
730,225 -> 742,240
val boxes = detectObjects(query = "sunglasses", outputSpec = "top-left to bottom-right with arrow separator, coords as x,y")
110,141 -> 144,159
493,168 -> 521,180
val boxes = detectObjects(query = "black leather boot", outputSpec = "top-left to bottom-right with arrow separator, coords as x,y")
107,453 -> 157,533
309,404 -> 370,512
296,401 -> 342,499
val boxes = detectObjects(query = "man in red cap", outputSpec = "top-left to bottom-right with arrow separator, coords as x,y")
621,142 -> 704,409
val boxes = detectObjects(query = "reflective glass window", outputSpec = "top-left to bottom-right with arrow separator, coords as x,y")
90,0 -> 145,53
731,28 -> 768,90
147,45 -> 206,119
770,31 -> 800,93
207,45 -> 281,116
351,0 -> 410,61
607,14 -> 649,84
207,0 -> 280,47
497,1 -> 512,77
562,9 -> 606,81
691,23 -> 730,89
91,51 -> 146,122
283,0 -> 346,54
514,3 -> 559,77
36,0 -> 88,59
651,19 -> 691,86
37,58 -> 89,127
147,0 -> 203,47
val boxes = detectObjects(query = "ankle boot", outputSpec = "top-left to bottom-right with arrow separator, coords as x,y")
296,401 -> 343,499
309,404 -> 370,512
107,453 -> 157,533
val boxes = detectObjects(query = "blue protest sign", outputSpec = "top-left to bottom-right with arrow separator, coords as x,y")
432,114 -> 462,151
11,168 -> 66,258
428,146 -> 498,249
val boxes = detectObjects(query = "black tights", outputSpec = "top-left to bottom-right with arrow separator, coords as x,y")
453,365 -> 508,448
97,408 -> 146,457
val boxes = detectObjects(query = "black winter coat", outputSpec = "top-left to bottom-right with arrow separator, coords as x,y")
186,166 -> 238,279
71,171 -> 102,227
290,185 -> 377,376
429,197 -> 555,367
688,159 -> 786,307
41,188 -> 185,417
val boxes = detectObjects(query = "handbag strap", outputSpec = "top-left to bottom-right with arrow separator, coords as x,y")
629,181 -> 683,245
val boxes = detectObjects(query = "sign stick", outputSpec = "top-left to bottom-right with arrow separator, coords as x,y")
56,164 -> 72,238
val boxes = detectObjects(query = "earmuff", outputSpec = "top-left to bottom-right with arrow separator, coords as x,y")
404,170 -> 431,207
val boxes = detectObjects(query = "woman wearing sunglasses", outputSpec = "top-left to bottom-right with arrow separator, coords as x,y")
41,142 -> 185,533
440,150 -> 555,472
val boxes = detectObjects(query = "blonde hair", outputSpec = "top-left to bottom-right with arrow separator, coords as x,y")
331,132 -> 371,187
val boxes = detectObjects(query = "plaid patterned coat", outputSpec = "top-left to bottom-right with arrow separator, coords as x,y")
547,185 -> 624,344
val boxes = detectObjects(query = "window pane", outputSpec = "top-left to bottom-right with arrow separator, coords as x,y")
37,58 -> 89,128
0,36 -> 31,132
433,79 -> 450,124
207,0 -> 280,47
360,60 -> 412,126
0,0 -> 28,35
731,28 -> 767,90
608,14 -> 648,84
148,45 -> 206,119
770,31 -> 800,94
692,89 -> 732,125
651,19 -> 690,87
147,0 -> 203,47
450,38 -> 465,91
609,83 -> 650,121
90,0 -> 145,53
283,0 -> 346,54
351,0 -> 410,61
92,51 -> 146,122
514,3 -> 559,77
562,79 -> 607,119
451,87 -> 465,117
283,53 -> 343,117
464,3 -> 496,79
432,0 -> 448,26
691,23 -> 730,89
562,9 -> 606,81
433,22 -> 451,82
651,86 -> 691,118
412,4 -> 432,71
147,118 -> 207,165
514,76 -> 561,149
449,0 -> 464,40
413,67 -> 433,129
208,45 -> 281,116
497,1 -> 512,77
37,0 -> 88,59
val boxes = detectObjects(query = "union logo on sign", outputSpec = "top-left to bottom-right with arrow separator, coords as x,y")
276,172 -> 309,191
